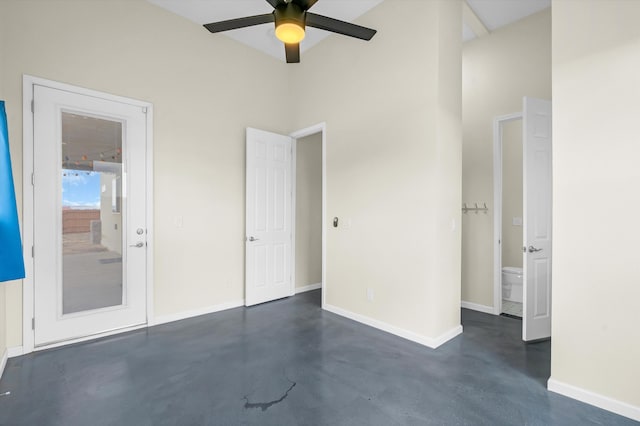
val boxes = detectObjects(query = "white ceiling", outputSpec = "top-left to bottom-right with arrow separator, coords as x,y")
147,0 -> 551,62
464,0 -> 551,42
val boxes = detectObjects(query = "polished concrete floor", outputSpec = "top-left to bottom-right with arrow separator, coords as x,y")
0,290 -> 636,425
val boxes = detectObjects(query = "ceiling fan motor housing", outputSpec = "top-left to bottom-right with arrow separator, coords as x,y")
274,2 -> 306,30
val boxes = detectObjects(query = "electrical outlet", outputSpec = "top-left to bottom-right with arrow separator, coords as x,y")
367,288 -> 375,302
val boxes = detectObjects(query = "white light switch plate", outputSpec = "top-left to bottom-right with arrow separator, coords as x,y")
512,217 -> 523,226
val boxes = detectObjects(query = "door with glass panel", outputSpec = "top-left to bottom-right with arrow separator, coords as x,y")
33,84 -> 147,346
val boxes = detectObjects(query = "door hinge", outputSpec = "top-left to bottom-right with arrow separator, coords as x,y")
31,172 -> 35,186
31,245 -> 34,258
31,100 -> 34,113
142,106 -> 148,114
32,318 -> 35,330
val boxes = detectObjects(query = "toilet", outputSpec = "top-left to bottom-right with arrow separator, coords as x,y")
502,267 -> 523,303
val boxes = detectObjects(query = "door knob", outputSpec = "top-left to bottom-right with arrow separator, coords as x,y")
248,236 -> 260,242
129,242 -> 144,248
528,245 -> 542,253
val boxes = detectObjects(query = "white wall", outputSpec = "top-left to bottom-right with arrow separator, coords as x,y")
295,133 -> 322,290
292,0 -> 462,343
550,0 -> 640,418
501,119 -> 523,269
1,0 -> 292,346
462,9 -> 550,307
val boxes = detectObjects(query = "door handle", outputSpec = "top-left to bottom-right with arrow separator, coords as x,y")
129,242 -> 145,248
528,245 -> 542,253
248,236 -> 259,242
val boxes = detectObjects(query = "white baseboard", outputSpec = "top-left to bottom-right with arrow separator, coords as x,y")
324,303 -> 463,349
0,348 -> 7,380
461,300 -> 496,315
151,300 -> 245,326
7,346 -> 23,358
548,378 -> 640,422
295,282 -> 322,294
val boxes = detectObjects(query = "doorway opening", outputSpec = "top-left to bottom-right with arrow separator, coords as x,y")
291,127 -> 325,308
493,97 -> 552,342
244,124 -> 326,309
497,115 -> 524,319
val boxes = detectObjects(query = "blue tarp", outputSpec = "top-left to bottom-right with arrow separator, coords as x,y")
0,100 -> 25,282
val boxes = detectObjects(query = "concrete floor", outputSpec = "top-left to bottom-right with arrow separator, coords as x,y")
0,290 -> 636,425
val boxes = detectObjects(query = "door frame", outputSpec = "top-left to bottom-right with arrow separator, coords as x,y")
492,112 -> 523,316
289,123 -> 326,309
21,75 -> 154,354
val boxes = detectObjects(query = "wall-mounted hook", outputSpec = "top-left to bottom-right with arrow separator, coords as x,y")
462,202 -> 489,214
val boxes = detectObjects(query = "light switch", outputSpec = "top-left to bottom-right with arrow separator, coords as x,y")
174,216 -> 184,228
512,217 -> 523,226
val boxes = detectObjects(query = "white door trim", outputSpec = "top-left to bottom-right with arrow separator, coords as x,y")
21,75 -> 154,354
289,123 -> 326,309
492,112 -> 523,316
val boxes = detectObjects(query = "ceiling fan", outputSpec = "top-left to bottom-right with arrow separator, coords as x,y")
203,0 -> 377,63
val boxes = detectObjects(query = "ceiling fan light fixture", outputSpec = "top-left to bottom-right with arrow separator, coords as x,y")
275,22 -> 305,43
203,0 -> 377,64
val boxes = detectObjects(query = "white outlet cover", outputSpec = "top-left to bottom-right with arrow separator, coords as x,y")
366,288 -> 374,301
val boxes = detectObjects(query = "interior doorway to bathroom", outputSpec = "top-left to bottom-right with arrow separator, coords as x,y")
493,97 -> 553,342
500,117 -> 524,319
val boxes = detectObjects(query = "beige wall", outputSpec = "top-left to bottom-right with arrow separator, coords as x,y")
2,0 -> 462,350
501,119 -> 523,269
295,133 -> 322,289
1,0 -> 291,346
0,1 -> 7,362
0,285 -> 6,361
551,0 -> 640,412
462,9 -> 551,307
292,0 -> 462,341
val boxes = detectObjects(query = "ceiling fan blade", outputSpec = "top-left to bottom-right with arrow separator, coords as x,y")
204,13 -> 274,34
306,13 -> 377,41
285,43 -> 300,63
266,0 -> 286,8
292,0 -> 319,11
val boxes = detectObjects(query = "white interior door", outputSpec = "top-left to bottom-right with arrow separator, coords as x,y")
245,128 -> 293,306
33,84 -> 147,346
522,97 -> 552,342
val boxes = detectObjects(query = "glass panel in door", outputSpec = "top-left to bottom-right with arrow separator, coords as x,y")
61,112 -> 124,314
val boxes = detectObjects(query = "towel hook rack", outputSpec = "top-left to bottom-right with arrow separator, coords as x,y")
462,202 -> 488,214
